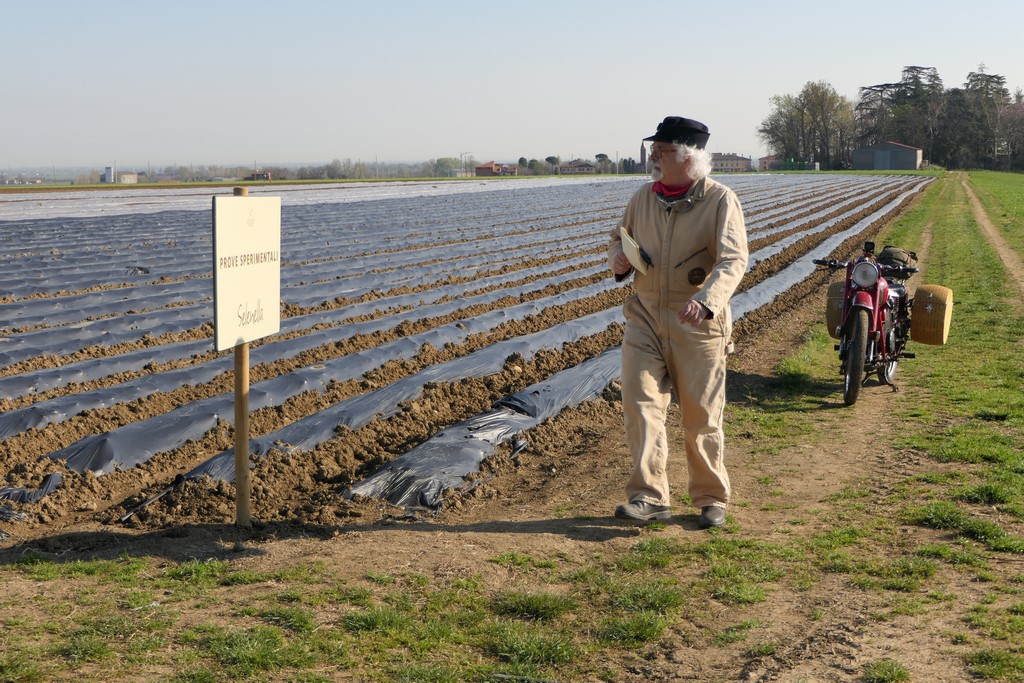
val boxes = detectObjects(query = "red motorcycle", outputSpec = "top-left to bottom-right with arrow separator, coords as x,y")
813,241 -> 920,405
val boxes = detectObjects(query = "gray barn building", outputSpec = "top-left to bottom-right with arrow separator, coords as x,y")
852,141 -> 923,170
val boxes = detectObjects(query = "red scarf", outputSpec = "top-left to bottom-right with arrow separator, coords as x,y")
652,180 -> 692,198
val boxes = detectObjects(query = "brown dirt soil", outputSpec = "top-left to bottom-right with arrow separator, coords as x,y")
2,175 -> 1005,681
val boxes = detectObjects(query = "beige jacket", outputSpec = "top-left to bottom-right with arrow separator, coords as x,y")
609,177 -> 748,319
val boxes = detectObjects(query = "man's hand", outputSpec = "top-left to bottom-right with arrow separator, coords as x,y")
612,252 -> 632,276
677,300 -> 710,326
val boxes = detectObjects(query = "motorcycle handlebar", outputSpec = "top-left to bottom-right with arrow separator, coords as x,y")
812,258 -> 920,277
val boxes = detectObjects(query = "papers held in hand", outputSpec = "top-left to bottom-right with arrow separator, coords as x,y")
619,227 -> 650,275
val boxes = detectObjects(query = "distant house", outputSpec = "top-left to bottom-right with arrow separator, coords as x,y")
711,152 -> 752,173
100,167 -> 138,184
758,155 -> 778,171
852,142 -> 922,170
559,159 -> 597,174
475,161 -> 518,177
244,170 -> 273,181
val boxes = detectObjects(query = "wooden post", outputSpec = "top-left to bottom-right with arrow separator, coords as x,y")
234,341 -> 251,527
232,186 -> 252,528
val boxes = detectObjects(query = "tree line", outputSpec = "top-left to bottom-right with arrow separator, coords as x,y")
75,153 -> 642,184
758,65 -> 1024,170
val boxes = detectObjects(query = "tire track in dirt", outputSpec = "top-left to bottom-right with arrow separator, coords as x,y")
960,173 -> 1024,313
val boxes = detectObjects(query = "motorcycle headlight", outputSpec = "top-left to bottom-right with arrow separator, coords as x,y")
852,261 -> 879,288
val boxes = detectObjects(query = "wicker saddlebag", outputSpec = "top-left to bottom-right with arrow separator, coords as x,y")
911,284 -> 953,345
825,281 -> 845,339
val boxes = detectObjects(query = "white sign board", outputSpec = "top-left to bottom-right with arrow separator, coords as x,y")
212,196 -> 281,351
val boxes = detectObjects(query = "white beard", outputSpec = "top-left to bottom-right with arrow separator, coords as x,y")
650,166 -> 663,182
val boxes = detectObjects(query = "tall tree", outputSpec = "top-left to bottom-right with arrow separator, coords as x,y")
758,94 -> 806,160
932,88 -> 977,168
965,64 -> 1011,163
801,81 -> 852,167
428,158 -> 461,177
1003,99 -> 1024,170
857,67 -> 944,159
855,82 -> 896,146
854,65 -> 1021,168
758,82 -> 855,168
892,66 -> 945,157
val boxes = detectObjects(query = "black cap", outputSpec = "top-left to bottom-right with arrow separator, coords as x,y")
643,116 -> 710,149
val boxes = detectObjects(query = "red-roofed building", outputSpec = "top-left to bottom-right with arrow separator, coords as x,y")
475,161 -> 518,177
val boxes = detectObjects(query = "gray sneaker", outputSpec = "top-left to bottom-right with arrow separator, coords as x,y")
698,505 -> 726,528
614,500 -> 671,521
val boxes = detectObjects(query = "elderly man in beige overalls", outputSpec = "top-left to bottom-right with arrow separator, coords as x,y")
609,116 -> 748,528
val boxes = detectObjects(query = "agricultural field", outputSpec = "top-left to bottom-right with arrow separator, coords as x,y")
2,171 -> 1022,682
0,173 -> 930,531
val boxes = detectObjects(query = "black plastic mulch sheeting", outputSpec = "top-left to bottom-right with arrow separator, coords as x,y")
344,348 -> 621,509
0,472 -> 64,504
0,184 -> 620,333
183,307 -> 624,483
0,472 -> 64,526
39,289 -> 620,477
0,266 -> 610,437
0,248 -> 604,391
0,507 -> 25,522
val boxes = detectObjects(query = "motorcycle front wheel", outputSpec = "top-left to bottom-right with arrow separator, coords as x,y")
844,308 -> 869,405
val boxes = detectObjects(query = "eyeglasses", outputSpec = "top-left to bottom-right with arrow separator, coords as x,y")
648,144 -> 680,158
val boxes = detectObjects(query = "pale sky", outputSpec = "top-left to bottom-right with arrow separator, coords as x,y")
3,0 -> 1021,170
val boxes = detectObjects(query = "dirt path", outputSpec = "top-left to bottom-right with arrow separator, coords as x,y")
960,174 -> 1024,312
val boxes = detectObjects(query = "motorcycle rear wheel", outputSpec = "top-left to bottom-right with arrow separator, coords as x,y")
879,325 -> 898,385
844,309 -> 869,405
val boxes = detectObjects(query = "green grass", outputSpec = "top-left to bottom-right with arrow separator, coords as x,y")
608,580 -> 685,614
964,648 -> 1024,680
486,621 -> 577,665
862,658 -> 911,682
490,591 -> 578,621
182,624 -> 318,678
617,536 -> 682,571
596,611 -> 669,645
969,170 -> 1024,257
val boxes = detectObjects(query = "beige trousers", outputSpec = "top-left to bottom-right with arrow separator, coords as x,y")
621,294 -> 730,509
